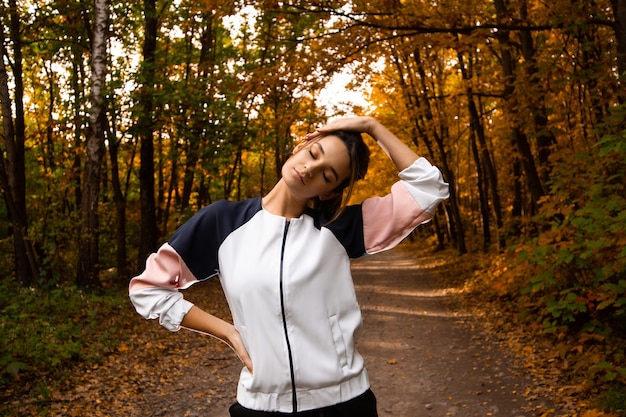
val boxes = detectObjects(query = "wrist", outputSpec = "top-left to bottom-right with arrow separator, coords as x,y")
363,116 -> 378,137
224,323 -> 240,346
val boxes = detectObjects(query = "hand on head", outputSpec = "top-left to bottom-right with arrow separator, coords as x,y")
305,116 -> 375,142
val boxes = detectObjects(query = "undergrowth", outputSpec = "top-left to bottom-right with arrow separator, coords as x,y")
0,281 -> 135,400
460,108 -> 626,416
464,246 -> 626,417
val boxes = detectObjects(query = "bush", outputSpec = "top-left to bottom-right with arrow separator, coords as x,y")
0,282 -> 130,388
501,108 -> 626,389
595,384 -> 626,416
528,111 -> 625,329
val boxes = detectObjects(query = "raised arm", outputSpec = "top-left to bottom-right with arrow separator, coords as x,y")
308,116 -> 449,255
306,116 -> 419,172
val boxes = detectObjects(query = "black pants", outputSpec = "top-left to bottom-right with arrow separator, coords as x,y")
228,389 -> 378,417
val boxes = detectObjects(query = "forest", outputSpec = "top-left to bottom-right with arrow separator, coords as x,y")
1,0 -> 625,415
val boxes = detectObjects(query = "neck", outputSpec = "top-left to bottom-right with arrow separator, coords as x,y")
262,180 -> 307,220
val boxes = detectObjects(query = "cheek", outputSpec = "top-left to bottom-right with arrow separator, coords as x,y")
320,180 -> 341,195
281,157 -> 296,175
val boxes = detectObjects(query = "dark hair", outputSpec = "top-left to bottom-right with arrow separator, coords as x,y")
311,130 -> 370,222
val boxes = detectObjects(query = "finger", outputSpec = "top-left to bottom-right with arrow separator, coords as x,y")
235,344 -> 253,373
307,121 -> 340,137
315,118 -> 356,133
234,340 -> 253,373
304,130 -> 322,140
315,122 -> 339,132
242,353 -> 253,374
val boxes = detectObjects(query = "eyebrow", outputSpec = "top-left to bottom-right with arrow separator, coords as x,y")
315,142 -> 339,182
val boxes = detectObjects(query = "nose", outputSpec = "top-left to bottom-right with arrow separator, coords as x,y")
303,164 -> 314,177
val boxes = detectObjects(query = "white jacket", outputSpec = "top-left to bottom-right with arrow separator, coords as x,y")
129,157 -> 449,413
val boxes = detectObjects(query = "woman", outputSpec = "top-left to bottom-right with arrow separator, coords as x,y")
129,116 -> 449,416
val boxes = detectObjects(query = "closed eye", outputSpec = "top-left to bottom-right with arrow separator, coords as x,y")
310,143 -> 338,183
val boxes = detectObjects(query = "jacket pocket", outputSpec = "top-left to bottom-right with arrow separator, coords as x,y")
329,314 -> 350,369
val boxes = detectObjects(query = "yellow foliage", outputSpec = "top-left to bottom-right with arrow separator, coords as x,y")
580,411 -> 620,417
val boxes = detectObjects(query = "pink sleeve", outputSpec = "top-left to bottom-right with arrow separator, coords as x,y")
129,243 -> 199,293
362,157 -> 449,254
128,243 -> 199,332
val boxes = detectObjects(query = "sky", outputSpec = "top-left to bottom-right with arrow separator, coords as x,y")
316,69 -> 372,116
222,5 -> 375,118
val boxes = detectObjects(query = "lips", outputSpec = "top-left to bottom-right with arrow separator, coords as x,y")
294,168 -> 305,184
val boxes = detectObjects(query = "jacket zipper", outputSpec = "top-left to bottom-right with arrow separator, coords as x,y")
279,220 -> 298,413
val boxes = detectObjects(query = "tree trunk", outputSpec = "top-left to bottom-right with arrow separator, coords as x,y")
181,15 -> 215,212
181,136 -> 199,212
457,48 -> 505,250
470,128 -> 491,251
0,2 -> 39,285
70,45 -> 83,212
156,131 -> 165,230
389,46 -> 465,252
610,0 -> 626,81
137,0 -> 159,269
77,0 -> 109,287
493,0 -> 545,212
107,121 -> 129,282
518,3 -> 557,185
162,136 -> 177,232
411,49 -> 467,254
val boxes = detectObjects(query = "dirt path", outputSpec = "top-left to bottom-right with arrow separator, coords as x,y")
352,247 -> 552,416
40,244 -> 561,416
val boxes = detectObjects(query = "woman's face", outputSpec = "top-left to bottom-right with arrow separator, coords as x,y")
281,135 -> 351,202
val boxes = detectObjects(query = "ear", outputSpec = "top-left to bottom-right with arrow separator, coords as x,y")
319,191 -> 341,201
